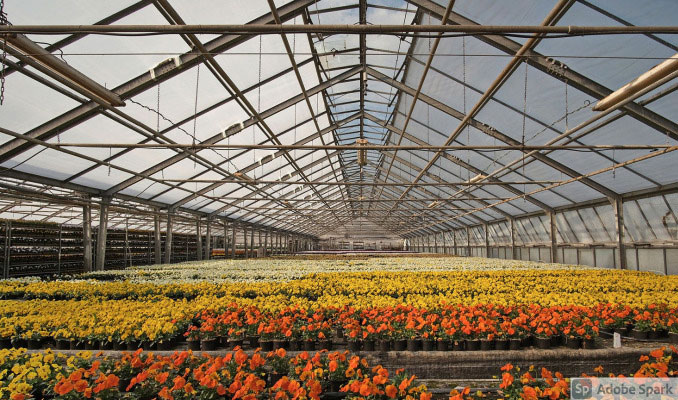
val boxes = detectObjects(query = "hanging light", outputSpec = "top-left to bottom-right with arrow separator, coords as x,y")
593,53 -> 678,111
3,34 -> 125,107
468,174 -> 486,184
356,138 -> 368,166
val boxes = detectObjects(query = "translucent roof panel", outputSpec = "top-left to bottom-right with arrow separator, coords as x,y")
1,0 -> 677,238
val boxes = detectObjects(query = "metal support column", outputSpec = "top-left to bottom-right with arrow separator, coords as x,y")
549,212 -> 558,263
612,198 -> 627,269
509,218 -> 516,260
231,223 -> 237,259
250,228 -> 255,258
82,201 -> 92,272
196,219 -> 203,261
484,224 -> 490,258
154,211 -> 161,264
164,210 -> 173,264
205,218 -> 211,260
434,233 -> 438,254
264,230 -> 269,257
95,196 -> 111,271
452,230 -> 457,256
466,226 -> 471,257
3,221 -> 11,279
243,226 -> 248,259
124,219 -> 129,267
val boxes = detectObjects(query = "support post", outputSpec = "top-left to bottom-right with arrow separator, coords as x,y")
154,211 -> 161,264
3,221 -> 11,279
243,226 -> 248,259
164,210 -> 173,264
205,218 -> 211,260
484,224 -> 490,258
466,226 -> 471,257
510,218 -> 516,260
196,219 -> 203,261
231,223 -> 237,259
612,198 -> 627,269
124,219 -> 129,267
264,230 -> 269,257
82,201 -> 92,272
453,230 -> 457,255
434,232 -> 438,253
549,212 -> 558,263
95,196 -> 111,271
250,228 -> 255,257
57,224 -> 63,274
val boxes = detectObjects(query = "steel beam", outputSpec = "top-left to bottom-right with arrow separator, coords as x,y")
0,0 -> 316,163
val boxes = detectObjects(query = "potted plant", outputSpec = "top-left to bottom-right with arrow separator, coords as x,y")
267,348 -> 289,385
184,325 -> 201,351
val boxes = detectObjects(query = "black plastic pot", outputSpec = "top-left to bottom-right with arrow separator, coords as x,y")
363,340 -> 375,352
156,341 -> 173,351
670,332 -> 678,344
303,340 -> 316,351
535,337 -> 551,349
113,341 -> 126,351
551,334 -> 564,347
453,340 -> 465,351
247,335 -> 259,349
288,340 -> 301,351
436,340 -> 449,351
406,339 -> 420,352
126,341 -> 140,351
200,339 -> 218,351
318,340 -> 332,350
348,341 -> 361,352
27,339 -> 42,349
187,340 -> 201,351
465,339 -> 480,351
259,340 -> 274,351
273,339 -> 288,350
0,338 -> 11,349
480,339 -> 494,351
393,340 -> 406,351
228,339 -> 244,349
509,339 -> 521,350
421,340 -> 435,351
582,338 -> 596,349
631,329 -> 648,340
648,329 -> 667,340
495,339 -> 509,351
56,339 -> 70,350
377,340 -> 390,352
565,337 -> 581,349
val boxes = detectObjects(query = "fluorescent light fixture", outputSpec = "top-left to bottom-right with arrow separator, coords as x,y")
593,53 -> 678,111
468,174 -> 486,183
4,34 -> 125,107
427,200 -> 440,209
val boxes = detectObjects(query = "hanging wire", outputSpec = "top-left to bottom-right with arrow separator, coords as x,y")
522,62 -> 528,202
192,64 -> 200,169
0,0 -> 8,106
462,36 -> 470,181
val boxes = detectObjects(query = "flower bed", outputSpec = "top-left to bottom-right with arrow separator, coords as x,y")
0,348 -> 430,400
0,267 -> 677,346
76,256 -> 592,284
1,345 -> 676,400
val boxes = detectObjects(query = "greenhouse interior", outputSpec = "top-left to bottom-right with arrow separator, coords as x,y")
0,0 -> 677,399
